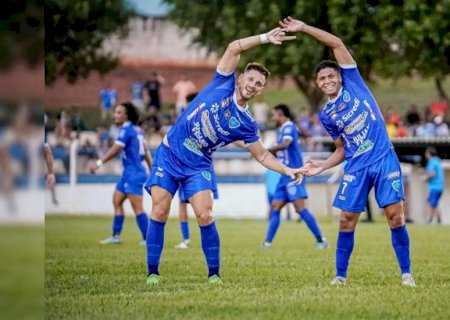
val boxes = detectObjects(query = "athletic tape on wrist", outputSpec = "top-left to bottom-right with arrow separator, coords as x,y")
260,33 -> 269,44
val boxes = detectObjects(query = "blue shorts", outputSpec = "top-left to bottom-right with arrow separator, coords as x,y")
427,190 -> 443,208
333,149 -> 405,213
272,176 -> 308,203
145,144 -> 218,199
116,177 -> 145,196
178,178 -> 219,203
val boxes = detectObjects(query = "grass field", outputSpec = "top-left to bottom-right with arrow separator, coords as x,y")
45,215 -> 450,320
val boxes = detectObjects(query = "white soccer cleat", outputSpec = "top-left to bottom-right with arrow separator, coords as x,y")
174,240 -> 190,249
330,276 -> 347,286
401,274 -> 416,287
99,235 -> 121,245
139,240 -> 146,246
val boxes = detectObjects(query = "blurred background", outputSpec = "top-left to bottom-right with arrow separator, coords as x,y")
1,0 -> 449,319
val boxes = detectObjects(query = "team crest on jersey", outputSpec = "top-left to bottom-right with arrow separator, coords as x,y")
330,110 -> 338,120
287,185 -> 297,196
201,171 -> 211,181
337,103 -> 346,111
391,179 -> 401,192
224,110 -> 231,119
229,116 -> 240,128
343,90 -> 351,102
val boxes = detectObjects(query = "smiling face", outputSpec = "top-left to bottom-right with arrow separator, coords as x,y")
315,67 -> 342,100
236,69 -> 266,102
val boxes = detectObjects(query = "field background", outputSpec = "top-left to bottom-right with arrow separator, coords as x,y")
45,215 -> 450,320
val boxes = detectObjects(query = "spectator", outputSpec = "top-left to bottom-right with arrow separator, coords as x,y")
99,82 -> 118,121
144,72 -> 165,111
385,114 -> 397,139
406,104 -> 421,126
430,94 -> 448,118
71,106 -> 86,134
386,106 -> 400,126
434,116 -> 450,137
396,119 -> 409,138
424,147 -> 445,224
416,117 -> 435,137
131,79 -> 145,113
172,74 -> 196,115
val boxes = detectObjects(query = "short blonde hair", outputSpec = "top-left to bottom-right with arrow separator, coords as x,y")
244,62 -> 271,78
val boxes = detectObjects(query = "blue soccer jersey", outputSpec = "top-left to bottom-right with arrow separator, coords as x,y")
131,82 -> 144,100
166,70 -> 260,174
320,65 -> 392,173
99,89 -> 117,109
115,122 -> 147,183
275,121 -> 303,168
426,156 -> 445,192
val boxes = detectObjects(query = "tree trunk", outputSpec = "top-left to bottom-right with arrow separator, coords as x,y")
291,75 -> 324,114
435,77 -> 449,103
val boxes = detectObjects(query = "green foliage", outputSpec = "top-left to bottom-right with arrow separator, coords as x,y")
45,0 -> 135,85
45,215 -> 450,319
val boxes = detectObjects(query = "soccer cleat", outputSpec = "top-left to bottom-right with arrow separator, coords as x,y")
209,274 -> 223,285
315,238 -> 329,249
174,240 -> 190,249
147,274 -> 160,285
139,240 -> 146,246
259,241 -> 272,249
401,274 -> 416,287
330,276 -> 347,286
99,235 -> 121,245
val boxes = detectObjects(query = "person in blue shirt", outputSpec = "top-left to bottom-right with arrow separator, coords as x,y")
261,104 -> 328,249
281,17 -> 415,287
424,147 -> 445,224
144,27 -> 300,285
131,80 -> 145,113
99,83 -> 118,121
91,102 -> 152,245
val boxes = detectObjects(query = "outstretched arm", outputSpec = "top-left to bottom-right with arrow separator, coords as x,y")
90,143 -> 123,174
279,17 -> 355,65
44,144 -> 56,188
247,140 -> 303,184
267,138 -> 291,155
301,137 -> 345,176
217,28 -> 296,74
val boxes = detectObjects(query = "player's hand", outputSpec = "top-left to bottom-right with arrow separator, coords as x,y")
46,173 -> 56,188
89,164 -> 98,174
279,16 -> 305,33
267,27 -> 296,45
285,167 -> 304,184
300,160 -> 325,177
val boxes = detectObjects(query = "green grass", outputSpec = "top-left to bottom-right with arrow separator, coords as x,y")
45,215 -> 450,320
0,225 -> 44,320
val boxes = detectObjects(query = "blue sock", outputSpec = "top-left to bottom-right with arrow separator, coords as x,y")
336,230 -> 355,278
146,219 -> 166,275
265,209 -> 281,243
180,221 -> 190,241
299,208 -> 323,242
200,222 -> 220,277
112,215 -> 125,236
390,225 -> 411,274
135,213 -> 148,240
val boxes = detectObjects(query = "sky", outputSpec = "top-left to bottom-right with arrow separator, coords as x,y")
127,0 -> 170,17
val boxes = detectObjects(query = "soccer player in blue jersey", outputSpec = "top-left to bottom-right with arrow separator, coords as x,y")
424,147 -> 445,224
280,17 -> 415,287
144,27 -> 301,285
261,104 -> 328,249
91,102 -> 152,245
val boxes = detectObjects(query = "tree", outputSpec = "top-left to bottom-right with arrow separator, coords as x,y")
45,0 -> 135,85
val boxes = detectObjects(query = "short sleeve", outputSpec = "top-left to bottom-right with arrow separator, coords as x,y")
115,127 -> 128,147
281,124 -> 294,141
320,113 -> 340,140
242,122 -> 260,145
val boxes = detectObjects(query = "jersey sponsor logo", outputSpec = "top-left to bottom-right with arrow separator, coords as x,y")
224,110 -> 231,119
211,102 -> 220,114
342,98 -> 360,122
221,97 -> 232,108
183,137 -> 203,156
186,102 -> 206,120
353,139 -> 374,157
336,120 -> 344,129
353,123 -> 370,146
229,116 -> 240,129
363,99 -> 377,120
387,171 -> 400,179
337,103 -> 346,111
156,172 -> 164,178
157,167 -> 164,171
339,195 -> 346,200
192,122 -> 209,147
201,110 -> 218,143
201,171 -> 211,181
391,179 -> 401,192
213,113 -> 230,136
330,110 -> 338,120
343,174 -> 355,182
343,90 -> 351,102
345,111 -> 368,135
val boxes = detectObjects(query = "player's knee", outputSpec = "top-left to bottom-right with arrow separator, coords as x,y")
339,215 -> 356,231
151,207 -> 169,222
196,210 -> 213,225
271,202 -> 284,211
388,212 -> 404,227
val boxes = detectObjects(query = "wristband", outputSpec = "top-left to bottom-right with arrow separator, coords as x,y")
96,159 -> 103,167
260,33 -> 269,44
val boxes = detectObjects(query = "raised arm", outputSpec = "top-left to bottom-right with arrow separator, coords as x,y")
90,143 -> 123,174
217,28 -> 296,74
247,140 -> 303,184
279,17 -> 355,65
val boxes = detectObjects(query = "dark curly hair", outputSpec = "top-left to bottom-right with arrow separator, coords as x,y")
119,102 -> 140,125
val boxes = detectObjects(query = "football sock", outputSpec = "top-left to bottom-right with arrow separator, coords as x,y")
265,209 -> 281,243
146,219 -> 166,275
336,230 -> 355,278
135,212 -> 148,240
180,221 -> 190,241
112,215 -> 125,236
299,208 -> 323,241
390,225 -> 411,274
200,221 -> 220,277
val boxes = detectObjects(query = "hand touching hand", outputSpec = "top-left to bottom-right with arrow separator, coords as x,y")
266,27 -> 296,45
285,167 -> 304,184
300,159 -> 325,177
279,16 -> 306,33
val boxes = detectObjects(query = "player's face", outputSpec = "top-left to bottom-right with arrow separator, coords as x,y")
113,105 -> 127,125
237,70 -> 266,101
271,109 -> 283,127
315,67 -> 342,99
